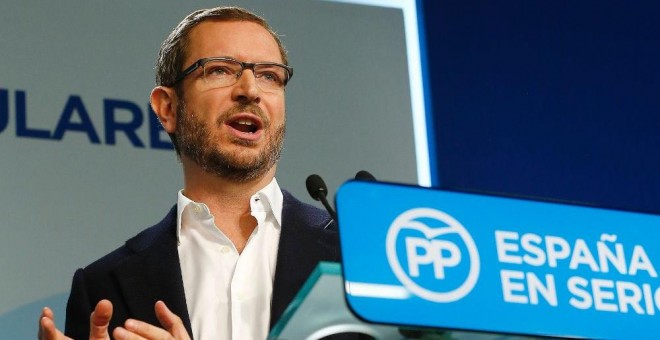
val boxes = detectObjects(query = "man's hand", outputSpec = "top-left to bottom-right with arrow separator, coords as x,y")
38,299 -> 113,340
89,300 -> 113,339
112,301 -> 190,340
38,306 -> 71,340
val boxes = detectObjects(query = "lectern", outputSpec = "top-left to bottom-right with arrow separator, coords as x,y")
268,262 -> 401,339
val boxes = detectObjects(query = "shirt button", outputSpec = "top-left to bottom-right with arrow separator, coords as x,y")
220,246 -> 230,254
193,205 -> 202,213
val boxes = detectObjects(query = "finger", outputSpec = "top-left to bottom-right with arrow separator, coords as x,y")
38,307 -> 52,340
39,316 -> 55,339
154,301 -> 189,339
90,299 -> 113,339
39,314 -> 67,340
120,319 -> 172,340
112,326 -> 148,340
41,306 -> 55,320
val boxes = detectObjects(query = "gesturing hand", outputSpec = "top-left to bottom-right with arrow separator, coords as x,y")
38,306 -> 70,340
112,301 -> 190,340
38,299 -> 113,340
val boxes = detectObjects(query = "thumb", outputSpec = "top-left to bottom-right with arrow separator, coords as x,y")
89,299 -> 113,340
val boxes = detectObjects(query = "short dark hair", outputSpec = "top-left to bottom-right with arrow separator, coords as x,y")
155,6 -> 289,87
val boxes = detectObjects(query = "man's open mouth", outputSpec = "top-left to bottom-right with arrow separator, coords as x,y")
229,118 -> 259,133
225,114 -> 264,141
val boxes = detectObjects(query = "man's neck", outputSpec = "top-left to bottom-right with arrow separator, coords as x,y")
181,157 -> 277,252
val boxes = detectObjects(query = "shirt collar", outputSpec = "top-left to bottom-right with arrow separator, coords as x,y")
176,178 -> 283,243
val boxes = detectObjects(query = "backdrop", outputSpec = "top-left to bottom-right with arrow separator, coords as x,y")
421,0 -> 660,214
0,1 -> 421,337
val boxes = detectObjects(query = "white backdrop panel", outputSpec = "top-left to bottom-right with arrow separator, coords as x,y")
0,0 -> 417,336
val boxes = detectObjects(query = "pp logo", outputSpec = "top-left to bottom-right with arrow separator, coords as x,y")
386,208 -> 480,302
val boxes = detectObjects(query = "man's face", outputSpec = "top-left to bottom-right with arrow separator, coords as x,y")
175,20 -> 286,182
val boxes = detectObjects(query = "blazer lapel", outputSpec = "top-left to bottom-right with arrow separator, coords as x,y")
270,191 -> 340,328
112,207 -> 194,338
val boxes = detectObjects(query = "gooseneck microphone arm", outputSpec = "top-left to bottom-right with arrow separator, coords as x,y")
305,174 -> 337,221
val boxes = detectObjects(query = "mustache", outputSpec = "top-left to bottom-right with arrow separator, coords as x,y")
217,104 -> 268,127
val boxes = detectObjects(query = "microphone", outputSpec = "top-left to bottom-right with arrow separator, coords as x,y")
355,170 -> 376,181
306,174 -> 337,221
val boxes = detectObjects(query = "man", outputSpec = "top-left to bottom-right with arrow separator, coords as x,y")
39,6 -> 339,340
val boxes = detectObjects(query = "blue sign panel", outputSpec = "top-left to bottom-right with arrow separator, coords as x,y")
336,181 -> 660,339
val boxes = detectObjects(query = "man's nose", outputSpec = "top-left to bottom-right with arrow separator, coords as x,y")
231,70 -> 260,104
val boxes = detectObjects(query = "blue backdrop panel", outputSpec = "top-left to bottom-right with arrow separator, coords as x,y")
419,0 -> 660,214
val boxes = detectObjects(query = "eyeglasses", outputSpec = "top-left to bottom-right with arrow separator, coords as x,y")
171,57 -> 293,93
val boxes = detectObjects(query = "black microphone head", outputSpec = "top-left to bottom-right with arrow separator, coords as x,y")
306,174 -> 328,201
355,170 -> 376,181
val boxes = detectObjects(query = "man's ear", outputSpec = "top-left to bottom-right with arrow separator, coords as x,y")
150,86 -> 178,134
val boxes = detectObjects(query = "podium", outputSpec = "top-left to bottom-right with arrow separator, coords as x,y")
268,262 -> 401,339
269,180 -> 660,339
268,262 -> 536,340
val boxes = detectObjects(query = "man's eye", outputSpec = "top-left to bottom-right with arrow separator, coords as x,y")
258,71 -> 283,85
206,66 -> 234,77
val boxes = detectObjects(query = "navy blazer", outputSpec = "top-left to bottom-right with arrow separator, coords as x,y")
64,191 -> 340,339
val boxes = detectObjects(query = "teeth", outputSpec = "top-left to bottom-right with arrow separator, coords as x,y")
236,119 -> 254,125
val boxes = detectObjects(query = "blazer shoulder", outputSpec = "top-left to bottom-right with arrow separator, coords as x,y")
282,190 -> 335,230
81,205 -> 177,275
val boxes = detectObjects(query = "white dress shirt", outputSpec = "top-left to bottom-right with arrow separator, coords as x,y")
176,178 -> 283,340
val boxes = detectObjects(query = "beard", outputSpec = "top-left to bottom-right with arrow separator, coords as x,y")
175,99 -> 285,183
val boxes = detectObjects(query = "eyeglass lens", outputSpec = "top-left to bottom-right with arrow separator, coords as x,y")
202,59 -> 288,92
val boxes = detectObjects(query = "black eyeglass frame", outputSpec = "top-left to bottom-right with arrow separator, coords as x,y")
169,57 -> 294,88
